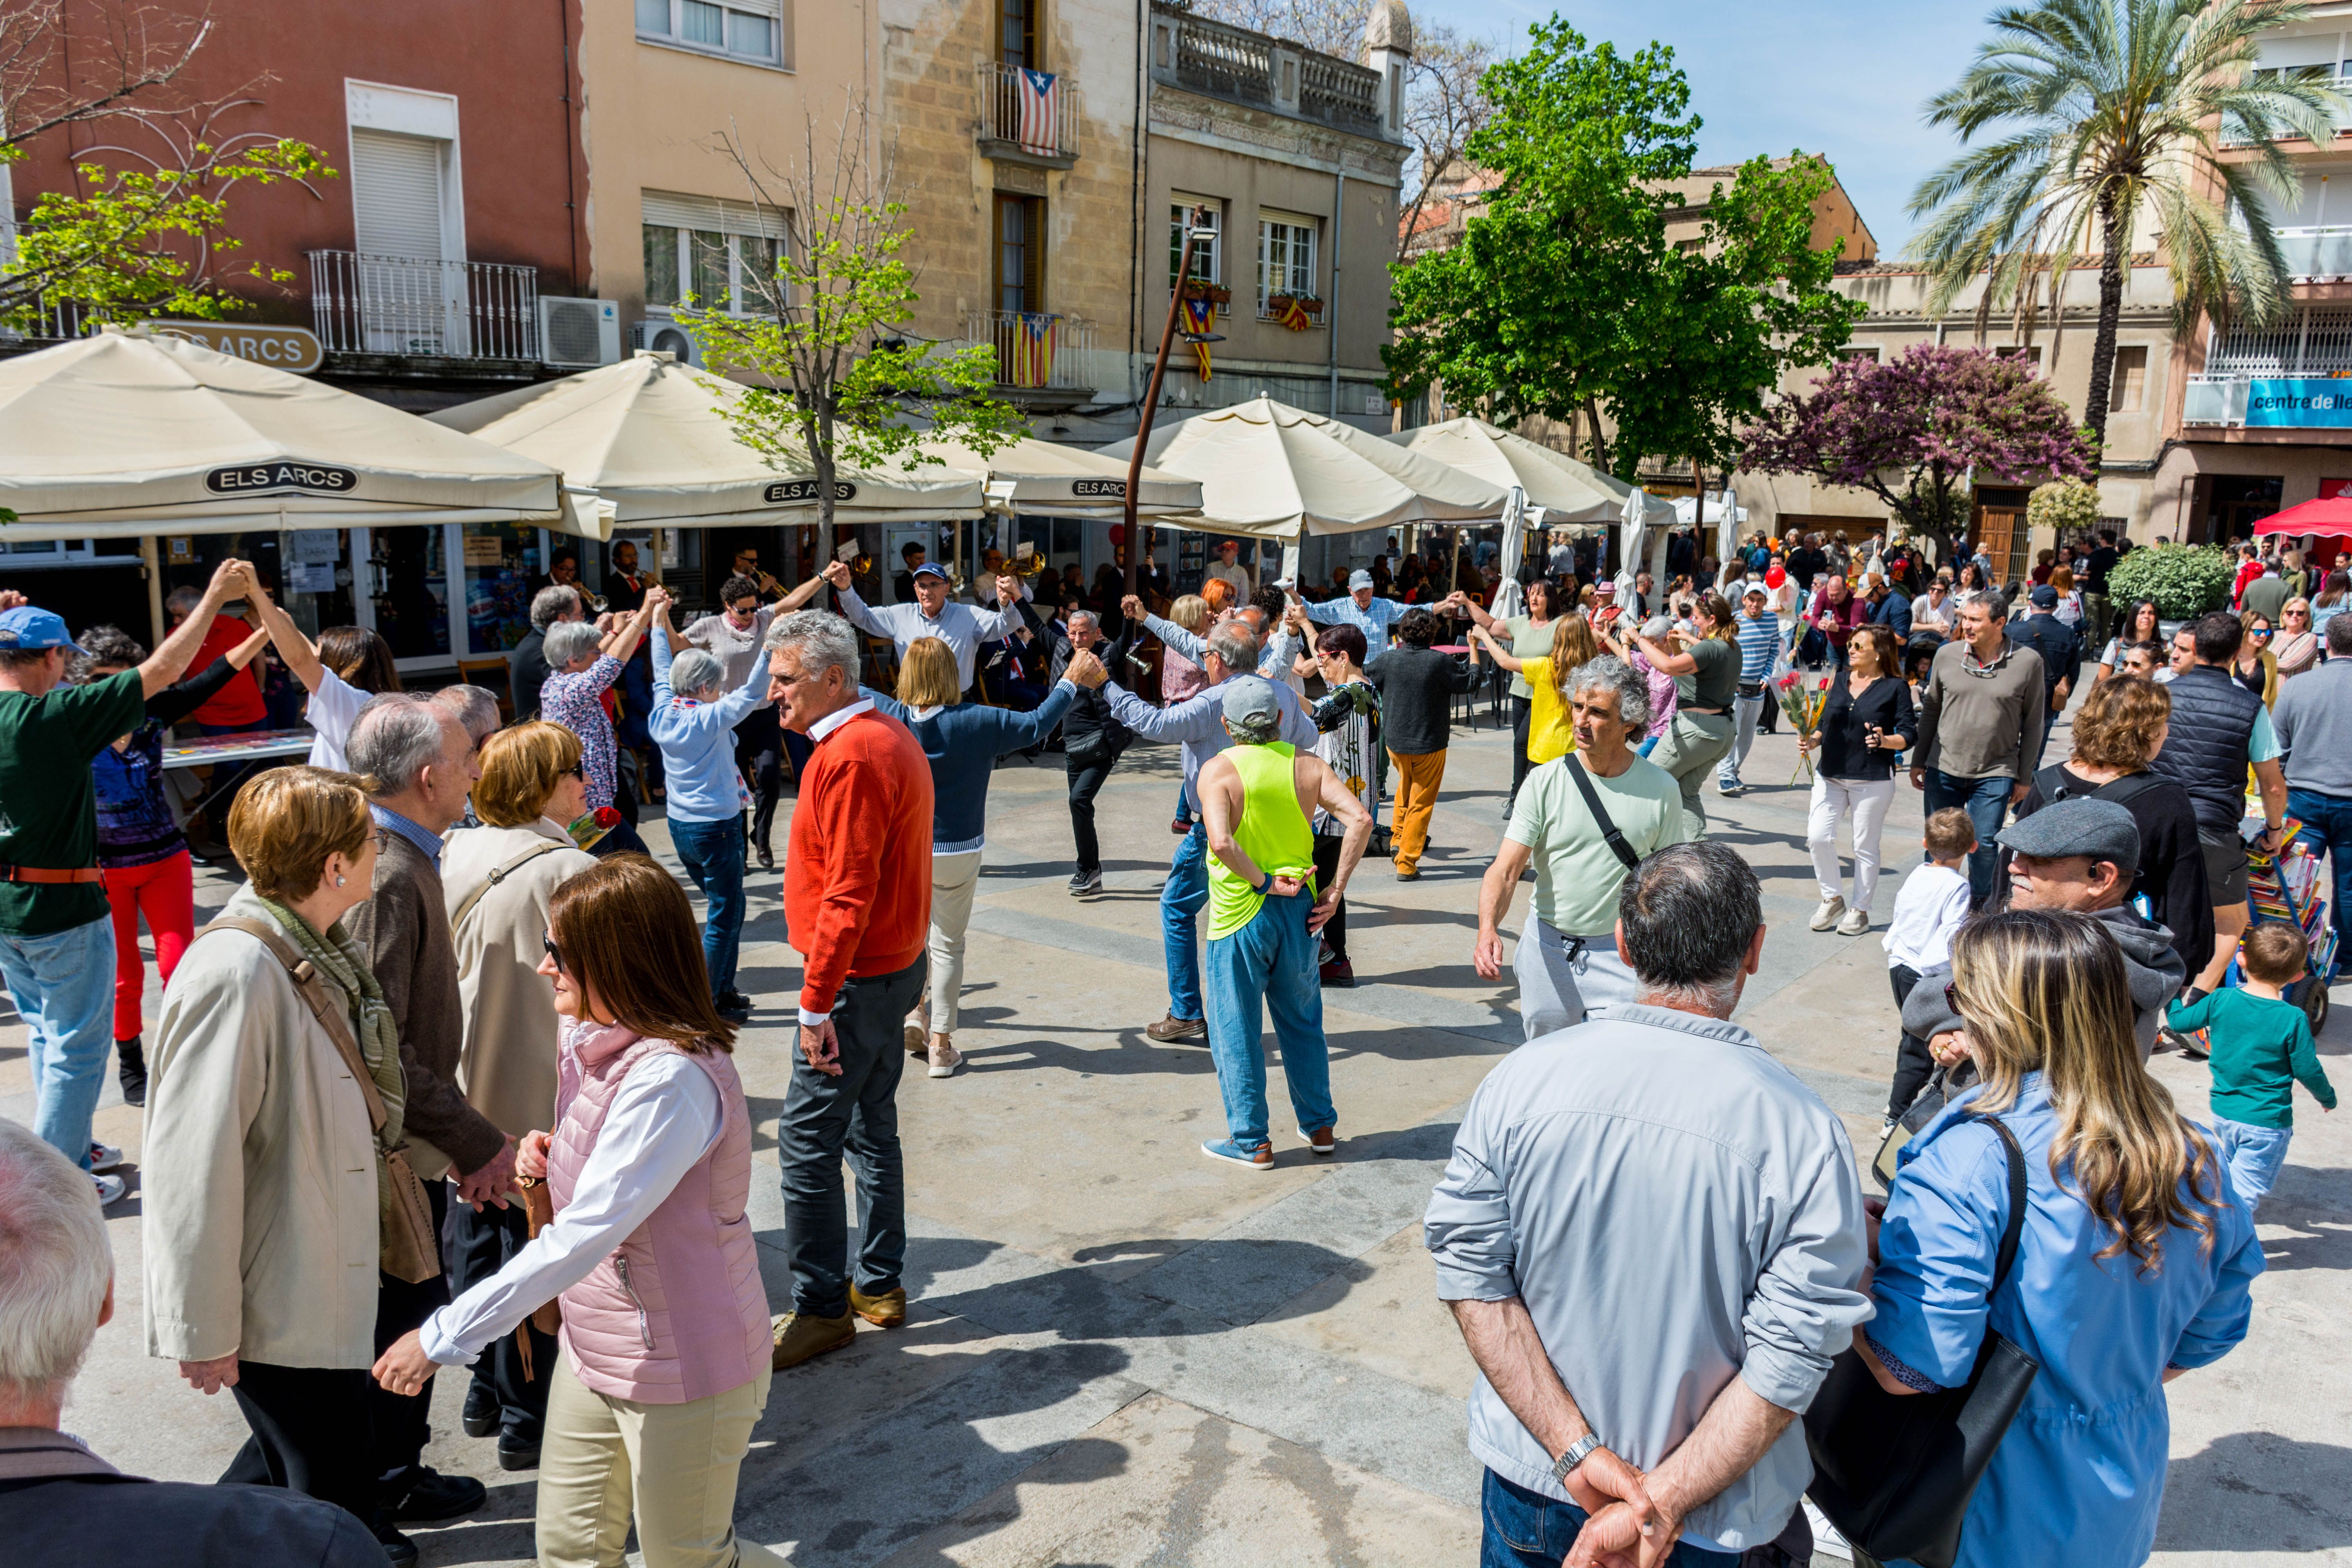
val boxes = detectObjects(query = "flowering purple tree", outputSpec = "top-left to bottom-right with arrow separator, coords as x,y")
1740,345 -> 2094,560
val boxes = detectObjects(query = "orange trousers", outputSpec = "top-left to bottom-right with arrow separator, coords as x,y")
1388,748 -> 1448,874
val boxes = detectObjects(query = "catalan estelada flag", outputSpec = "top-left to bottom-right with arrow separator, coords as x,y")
1182,297 -> 1216,381
1009,312 -> 1056,388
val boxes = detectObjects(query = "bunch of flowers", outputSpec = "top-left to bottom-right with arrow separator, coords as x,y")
1773,667 -> 1834,783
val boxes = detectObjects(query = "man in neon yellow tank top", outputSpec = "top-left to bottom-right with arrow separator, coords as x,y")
1194,679 -> 1373,1169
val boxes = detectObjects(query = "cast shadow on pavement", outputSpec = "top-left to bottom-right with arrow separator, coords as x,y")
2155,1432 -> 2352,1553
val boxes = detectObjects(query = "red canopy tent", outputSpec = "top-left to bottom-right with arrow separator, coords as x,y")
2256,494 -> 2352,570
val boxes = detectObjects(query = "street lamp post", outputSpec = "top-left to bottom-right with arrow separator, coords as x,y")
1123,205 -> 1219,600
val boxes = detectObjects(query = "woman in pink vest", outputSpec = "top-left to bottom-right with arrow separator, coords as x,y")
371,855 -> 779,1568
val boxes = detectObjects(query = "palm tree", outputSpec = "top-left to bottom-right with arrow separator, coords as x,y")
1907,0 -> 2345,456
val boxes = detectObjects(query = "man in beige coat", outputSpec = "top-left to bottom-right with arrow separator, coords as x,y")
438,719 -> 597,1468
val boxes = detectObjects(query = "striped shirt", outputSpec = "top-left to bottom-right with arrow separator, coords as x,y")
1735,611 -> 1781,684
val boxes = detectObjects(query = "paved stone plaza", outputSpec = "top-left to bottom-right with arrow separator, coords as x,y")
5,713 -> 2347,1566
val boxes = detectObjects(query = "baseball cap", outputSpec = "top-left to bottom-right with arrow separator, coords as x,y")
2029,584 -> 2058,608
0,606 -> 87,657
1220,675 -> 1281,739
910,563 -> 951,583
1347,568 -> 1374,591
1742,581 -> 1767,599
1998,797 -> 2140,873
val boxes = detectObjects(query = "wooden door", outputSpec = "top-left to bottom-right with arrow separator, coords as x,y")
1978,510 -> 2024,584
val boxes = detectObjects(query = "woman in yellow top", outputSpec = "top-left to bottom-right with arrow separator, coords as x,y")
1469,613 -> 1599,767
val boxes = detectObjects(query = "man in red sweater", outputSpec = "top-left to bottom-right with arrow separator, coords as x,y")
764,609 -> 934,1369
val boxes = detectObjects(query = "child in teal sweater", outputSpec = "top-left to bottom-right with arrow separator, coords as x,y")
2167,922 -> 2336,1214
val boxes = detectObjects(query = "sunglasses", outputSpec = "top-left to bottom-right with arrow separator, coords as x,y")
543,931 -> 566,975
561,761 -> 586,780
2252,627 -> 2275,639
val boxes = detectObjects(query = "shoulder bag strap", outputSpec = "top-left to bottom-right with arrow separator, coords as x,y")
2031,763 -> 2073,804
1967,1113 -> 2031,1296
449,840 -> 565,934
1565,753 -> 1642,872
195,916 -> 388,1138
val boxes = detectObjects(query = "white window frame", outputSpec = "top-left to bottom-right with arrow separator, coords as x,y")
1171,196 -> 1222,287
640,191 -> 788,317
635,0 -> 788,67
641,226 -> 779,316
1256,211 -> 1321,317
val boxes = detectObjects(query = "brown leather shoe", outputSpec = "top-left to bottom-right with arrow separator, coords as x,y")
1303,1126 -> 1337,1157
1145,1013 -> 1207,1043
770,1309 -> 855,1370
849,1283 -> 907,1328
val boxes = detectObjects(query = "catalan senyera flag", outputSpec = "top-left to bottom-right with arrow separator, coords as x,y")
1009,312 -> 1057,388
1015,69 -> 1060,158
1182,296 -> 1217,381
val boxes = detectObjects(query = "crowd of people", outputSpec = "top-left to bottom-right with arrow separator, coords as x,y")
0,517 -> 2341,1568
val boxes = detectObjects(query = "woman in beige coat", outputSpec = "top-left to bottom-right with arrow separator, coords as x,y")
439,720 -> 598,1465
143,766 -> 417,1559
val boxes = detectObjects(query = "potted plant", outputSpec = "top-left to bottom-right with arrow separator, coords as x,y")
1179,279 -> 1232,305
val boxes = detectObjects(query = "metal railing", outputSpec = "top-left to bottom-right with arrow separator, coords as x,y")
306,250 -> 539,359
962,309 -> 1095,391
2203,307 -> 2352,378
976,62 -> 1080,159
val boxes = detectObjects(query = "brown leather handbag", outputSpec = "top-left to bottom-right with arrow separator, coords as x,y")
517,1175 -> 562,1336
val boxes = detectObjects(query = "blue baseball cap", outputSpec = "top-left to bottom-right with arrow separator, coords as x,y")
0,606 -> 87,657
911,563 -> 951,582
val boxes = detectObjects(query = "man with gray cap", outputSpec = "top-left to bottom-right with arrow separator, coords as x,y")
1192,679 -> 1372,1168
1901,796 -> 2185,1063
1297,568 -> 1409,655
1105,628 -> 1317,1041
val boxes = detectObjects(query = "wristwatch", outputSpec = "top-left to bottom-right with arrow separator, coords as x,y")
1551,1432 -> 1603,1486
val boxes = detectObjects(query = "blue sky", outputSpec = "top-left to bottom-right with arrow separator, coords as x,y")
1414,0 -> 1998,253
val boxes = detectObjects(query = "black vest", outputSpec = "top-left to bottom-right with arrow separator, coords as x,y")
2149,666 -> 2264,835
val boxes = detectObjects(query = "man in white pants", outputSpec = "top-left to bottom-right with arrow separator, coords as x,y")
1474,656 -> 1688,1039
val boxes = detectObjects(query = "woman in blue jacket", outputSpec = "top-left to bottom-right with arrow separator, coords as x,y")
867,636 -> 1105,1078
1857,907 -> 2263,1567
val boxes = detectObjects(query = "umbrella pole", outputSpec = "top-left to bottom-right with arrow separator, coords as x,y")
1125,207 -> 1206,601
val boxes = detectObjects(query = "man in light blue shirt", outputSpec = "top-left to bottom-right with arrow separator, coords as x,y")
822,558 -> 1023,693
1297,569 -> 1407,654
651,599 -> 775,1016
1717,584 -> 1784,797
1104,626 -> 1316,1042
1428,842 -> 1867,1563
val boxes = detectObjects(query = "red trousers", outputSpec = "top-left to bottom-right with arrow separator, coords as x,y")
103,851 -> 194,1042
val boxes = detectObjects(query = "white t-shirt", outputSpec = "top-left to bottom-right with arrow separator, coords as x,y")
304,667 -> 370,772
1882,862 -> 1973,973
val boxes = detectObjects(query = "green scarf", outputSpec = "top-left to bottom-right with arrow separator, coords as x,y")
254,895 -> 408,1194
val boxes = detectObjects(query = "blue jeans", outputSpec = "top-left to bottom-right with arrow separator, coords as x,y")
1481,1470 -> 1738,1568
2212,1116 -> 2294,1213
1201,889 -> 1334,1146
0,916 -> 116,1169
1161,822 -> 1211,1022
2287,788 -> 2352,977
668,815 -> 746,996
1923,767 -> 2014,906
1173,783 -> 1194,826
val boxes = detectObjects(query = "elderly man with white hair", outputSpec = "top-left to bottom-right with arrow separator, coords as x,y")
0,1118 -> 386,1564
650,595 -> 776,1018
339,694 -> 501,1528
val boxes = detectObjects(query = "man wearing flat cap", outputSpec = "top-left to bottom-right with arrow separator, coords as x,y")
1902,797 -> 2185,1062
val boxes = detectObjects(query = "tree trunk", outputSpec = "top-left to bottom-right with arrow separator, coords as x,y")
1581,396 -> 1611,473
2084,192 -> 2125,462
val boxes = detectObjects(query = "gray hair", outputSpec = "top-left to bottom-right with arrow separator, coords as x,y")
1066,609 -> 1100,632
1619,842 -> 1762,1017
0,1118 -> 110,1405
163,585 -> 204,617
543,619 -> 603,670
347,693 -> 454,796
667,648 -> 725,698
428,684 -> 501,744
762,608 -> 860,682
1204,624 -> 1259,673
530,585 -> 582,630
1565,655 -> 1651,733
1954,590 -> 2004,621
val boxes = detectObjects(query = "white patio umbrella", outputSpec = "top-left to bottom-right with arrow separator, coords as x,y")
1095,394 -> 1508,540
915,435 -> 1202,521
0,324 -> 584,540
1491,486 -> 1530,619
1385,417 -> 1673,528
1615,486 -> 1651,600
430,352 -> 985,525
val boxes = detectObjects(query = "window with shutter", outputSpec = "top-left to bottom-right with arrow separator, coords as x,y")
349,128 -> 452,353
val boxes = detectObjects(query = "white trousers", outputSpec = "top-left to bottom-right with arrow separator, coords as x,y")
1807,775 -> 1896,911
923,849 -> 985,1033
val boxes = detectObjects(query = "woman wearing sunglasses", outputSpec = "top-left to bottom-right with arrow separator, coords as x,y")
433,720 -> 600,1469
2273,597 -> 2322,679
2232,610 -> 2280,707
373,855 -> 780,1568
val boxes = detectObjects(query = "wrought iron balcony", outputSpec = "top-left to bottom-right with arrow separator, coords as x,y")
306,251 -> 539,360
963,308 -> 1095,393
976,62 -> 1080,165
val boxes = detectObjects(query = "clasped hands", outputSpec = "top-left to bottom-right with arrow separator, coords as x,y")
1560,1442 -> 1682,1568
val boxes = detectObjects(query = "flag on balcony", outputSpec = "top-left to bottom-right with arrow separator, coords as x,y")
1182,296 -> 1217,382
1009,312 -> 1057,388
1015,69 -> 1060,158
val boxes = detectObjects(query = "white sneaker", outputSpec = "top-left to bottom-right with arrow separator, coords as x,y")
1808,896 -> 1846,932
93,1171 -> 127,1207
1836,907 -> 1871,937
89,1141 -> 123,1173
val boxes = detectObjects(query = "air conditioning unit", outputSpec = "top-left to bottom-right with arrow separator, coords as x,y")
538,296 -> 620,367
629,319 -> 702,368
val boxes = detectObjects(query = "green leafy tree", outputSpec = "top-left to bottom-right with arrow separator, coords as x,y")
682,113 -> 1025,533
1907,0 -> 2346,458
2106,541 -> 2235,618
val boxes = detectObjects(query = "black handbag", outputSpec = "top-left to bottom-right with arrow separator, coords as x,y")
1806,1114 -> 2040,1568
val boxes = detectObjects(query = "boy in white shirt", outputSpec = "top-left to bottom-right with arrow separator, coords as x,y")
1880,807 -> 1977,1126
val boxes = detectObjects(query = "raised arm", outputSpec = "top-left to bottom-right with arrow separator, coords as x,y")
711,630 -> 778,727
240,574 -> 327,694
140,557 -> 251,697
603,591 -> 661,664
822,561 -> 891,639
1102,681 -> 1215,744
1470,626 -> 1528,673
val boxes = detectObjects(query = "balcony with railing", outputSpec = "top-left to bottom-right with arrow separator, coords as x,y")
2185,305 -> 2352,428
962,309 -> 1095,398
2278,225 -> 2352,280
306,251 -> 539,361
1149,4 -> 1391,138
976,62 -> 1080,167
